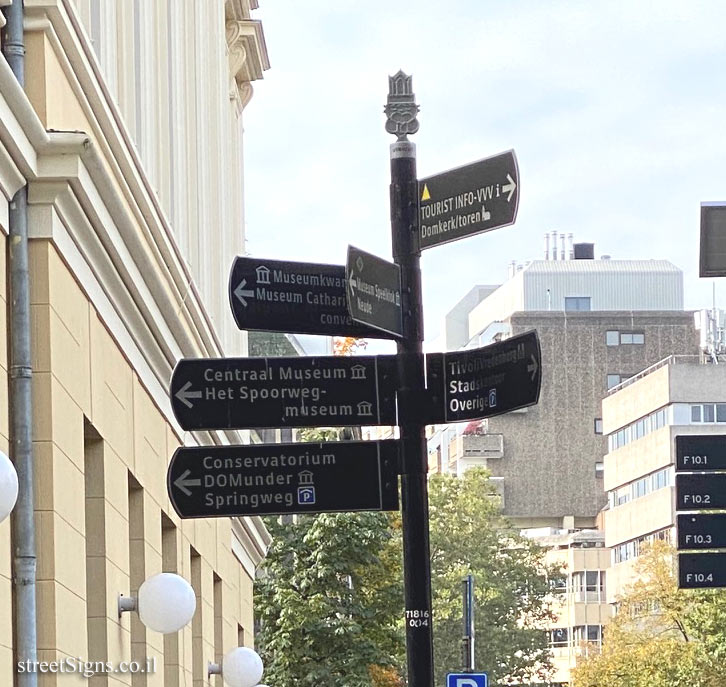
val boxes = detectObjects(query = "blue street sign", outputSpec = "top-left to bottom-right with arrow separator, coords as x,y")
446,674 -> 488,687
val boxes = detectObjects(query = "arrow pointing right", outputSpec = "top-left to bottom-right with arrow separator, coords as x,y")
503,174 -> 517,203
174,469 -> 201,497
175,381 -> 202,409
527,354 -> 538,381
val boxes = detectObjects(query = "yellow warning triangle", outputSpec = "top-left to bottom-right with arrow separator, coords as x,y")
421,184 -> 431,201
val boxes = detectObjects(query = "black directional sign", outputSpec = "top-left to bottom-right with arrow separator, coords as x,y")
425,330 -> 541,424
167,440 -> 400,518
418,150 -> 519,250
346,245 -> 403,337
677,513 -> 726,550
676,472 -> 726,510
676,435 -> 726,471
679,553 -> 726,589
170,355 -> 397,431
228,256 -> 386,339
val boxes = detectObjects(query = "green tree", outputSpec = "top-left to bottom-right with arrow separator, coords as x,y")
573,539 -> 726,687
428,469 -> 555,686
254,428 -> 405,686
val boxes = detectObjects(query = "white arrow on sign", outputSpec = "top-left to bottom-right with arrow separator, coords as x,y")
174,469 -> 201,496
348,272 -> 357,298
175,381 -> 202,409
503,174 -> 517,202
527,354 -> 538,381
234,279 -> 255,307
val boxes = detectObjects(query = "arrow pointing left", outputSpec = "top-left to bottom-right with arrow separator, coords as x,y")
175,381 -> 202,409
348,272 -> 357,299
174,469 -> 201,497
234,279 -> 255,307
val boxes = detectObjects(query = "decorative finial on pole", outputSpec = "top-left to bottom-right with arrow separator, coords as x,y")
385,70 -> 419,140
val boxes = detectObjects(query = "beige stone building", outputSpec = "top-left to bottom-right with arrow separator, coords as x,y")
528,529 -> 611,686
601,355 -> 726,603
0,1 -> 270,685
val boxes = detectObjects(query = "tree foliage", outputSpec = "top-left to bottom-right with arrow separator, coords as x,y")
254,428 -> 404,686
573,539 -> 726,687
428,469 -> 555,686
255,451 -> 555,686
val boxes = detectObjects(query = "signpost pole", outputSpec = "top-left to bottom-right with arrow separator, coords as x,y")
463,574 -> 475,671
385,71 -> 433,687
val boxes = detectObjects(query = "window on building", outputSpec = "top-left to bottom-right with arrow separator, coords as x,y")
549,575 -> 567,595
605,330 -> 645,345
607,406 -> 669,452
595,461 -> 604,478
608,467 -> 671,510
587,625 -> 603,643
690,403 -> 726,424
549,628 -> 569,647
594,418 -> 603,434
565,296 -> 591,311
613,529 -> 671,564
572,571 -> 606,602
607,373 -> 632,390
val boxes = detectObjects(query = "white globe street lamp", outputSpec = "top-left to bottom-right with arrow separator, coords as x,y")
208,646 -> 264,687
0,450 -> 18,523
118,572 -> 196,633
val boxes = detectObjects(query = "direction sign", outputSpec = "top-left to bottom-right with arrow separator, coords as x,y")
677,513 -> 726,550
426,330 -> 541,424
418,150 -> 519,250
446,674 -> 488,687
170,355 -> 397,431
676,472 -> 726,510
346,245 -> 403,337
679,553 -> 726,589
676,434 -> 726,471
228,256 -> 386,339
167,440 -> 399,518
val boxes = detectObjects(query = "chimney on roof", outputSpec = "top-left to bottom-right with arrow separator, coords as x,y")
544,233 -> 550,260
551,230 -> 558,260
568,233 -> 574,260
560,233 -> 566,261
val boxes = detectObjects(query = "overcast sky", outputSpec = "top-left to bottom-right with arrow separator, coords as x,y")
243,1 -> 726,350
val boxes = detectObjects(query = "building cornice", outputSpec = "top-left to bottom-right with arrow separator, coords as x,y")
226,18 -> 270,111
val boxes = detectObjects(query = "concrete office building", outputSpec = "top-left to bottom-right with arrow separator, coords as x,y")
0,1 -> 269,685
526,529 -> 611,686
602,355 -> 726,603
427,236 -> 699,528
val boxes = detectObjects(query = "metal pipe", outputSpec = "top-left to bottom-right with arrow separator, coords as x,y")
2,2 -> 37,686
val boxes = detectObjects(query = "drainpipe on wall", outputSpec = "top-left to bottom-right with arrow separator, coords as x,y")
2,2 -> 38,686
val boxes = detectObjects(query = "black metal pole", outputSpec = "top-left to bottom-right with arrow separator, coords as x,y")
385,72 -> 433,687
463,574 -> 475,671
